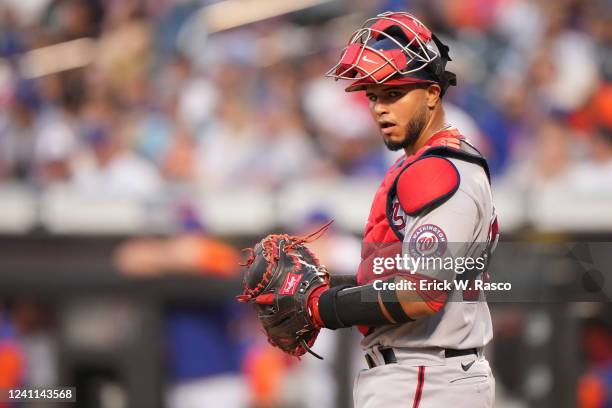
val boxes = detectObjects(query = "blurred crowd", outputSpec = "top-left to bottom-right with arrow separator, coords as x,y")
0,0 -> 610,201
1,0 -> 611,407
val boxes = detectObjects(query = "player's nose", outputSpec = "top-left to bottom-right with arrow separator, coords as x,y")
371,100 -> 389,116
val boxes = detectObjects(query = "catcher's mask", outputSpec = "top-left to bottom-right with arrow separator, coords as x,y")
325,11 -> 456,94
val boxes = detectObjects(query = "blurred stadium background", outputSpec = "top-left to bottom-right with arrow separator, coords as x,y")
0,0 -> 611,407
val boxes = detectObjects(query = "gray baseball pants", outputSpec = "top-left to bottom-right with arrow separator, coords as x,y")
354,347 -> 495,407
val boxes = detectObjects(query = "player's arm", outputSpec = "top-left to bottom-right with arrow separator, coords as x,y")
394,186 -> 480,318
308,157 -> 480,329
308,191 -> 479,328
388,155 -> 481,319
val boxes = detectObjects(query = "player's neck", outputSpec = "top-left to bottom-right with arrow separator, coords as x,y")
404,107 -> 446,156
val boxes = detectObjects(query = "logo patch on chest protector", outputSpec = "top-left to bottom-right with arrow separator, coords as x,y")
409,224 -> 447,257
391,200 -> 407,230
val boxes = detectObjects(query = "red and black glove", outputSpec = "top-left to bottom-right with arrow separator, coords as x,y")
237,223 -> 332,359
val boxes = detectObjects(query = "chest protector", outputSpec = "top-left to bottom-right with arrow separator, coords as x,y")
358,129 -> 494,285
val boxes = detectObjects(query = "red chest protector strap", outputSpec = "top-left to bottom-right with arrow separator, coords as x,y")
385,139 -> 490,242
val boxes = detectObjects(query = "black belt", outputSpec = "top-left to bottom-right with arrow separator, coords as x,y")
365,348 -> 477,369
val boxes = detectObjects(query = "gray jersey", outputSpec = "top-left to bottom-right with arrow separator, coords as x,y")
362,157 -> 495,350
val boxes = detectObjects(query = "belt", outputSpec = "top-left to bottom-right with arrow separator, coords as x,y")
365,348 -> 477,369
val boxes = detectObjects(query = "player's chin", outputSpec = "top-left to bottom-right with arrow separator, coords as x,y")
382,131 -> 406,151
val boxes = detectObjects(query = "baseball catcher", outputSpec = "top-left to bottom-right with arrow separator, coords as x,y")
239,11 -> 499,408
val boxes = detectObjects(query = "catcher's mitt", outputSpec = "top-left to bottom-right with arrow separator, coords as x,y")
236,222 -> 332,359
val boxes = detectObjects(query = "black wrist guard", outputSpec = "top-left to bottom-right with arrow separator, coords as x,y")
317,281 -> 413,330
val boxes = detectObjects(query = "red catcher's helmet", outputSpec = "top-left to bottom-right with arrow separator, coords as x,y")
325,11 -> 456,94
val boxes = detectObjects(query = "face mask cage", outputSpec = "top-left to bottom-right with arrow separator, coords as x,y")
325,12 -> 441,85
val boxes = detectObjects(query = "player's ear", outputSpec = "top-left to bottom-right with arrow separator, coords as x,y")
426,84 -> 441,109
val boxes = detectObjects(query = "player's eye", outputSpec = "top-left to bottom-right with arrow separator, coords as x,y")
367,94 -> 377,102
387,91 -> 400,98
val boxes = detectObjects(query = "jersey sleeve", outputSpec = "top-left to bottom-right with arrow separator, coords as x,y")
402,187 -> 480,277
398,188 -> 483,311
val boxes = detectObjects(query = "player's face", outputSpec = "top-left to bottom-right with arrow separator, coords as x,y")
365,84 -> 429,151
